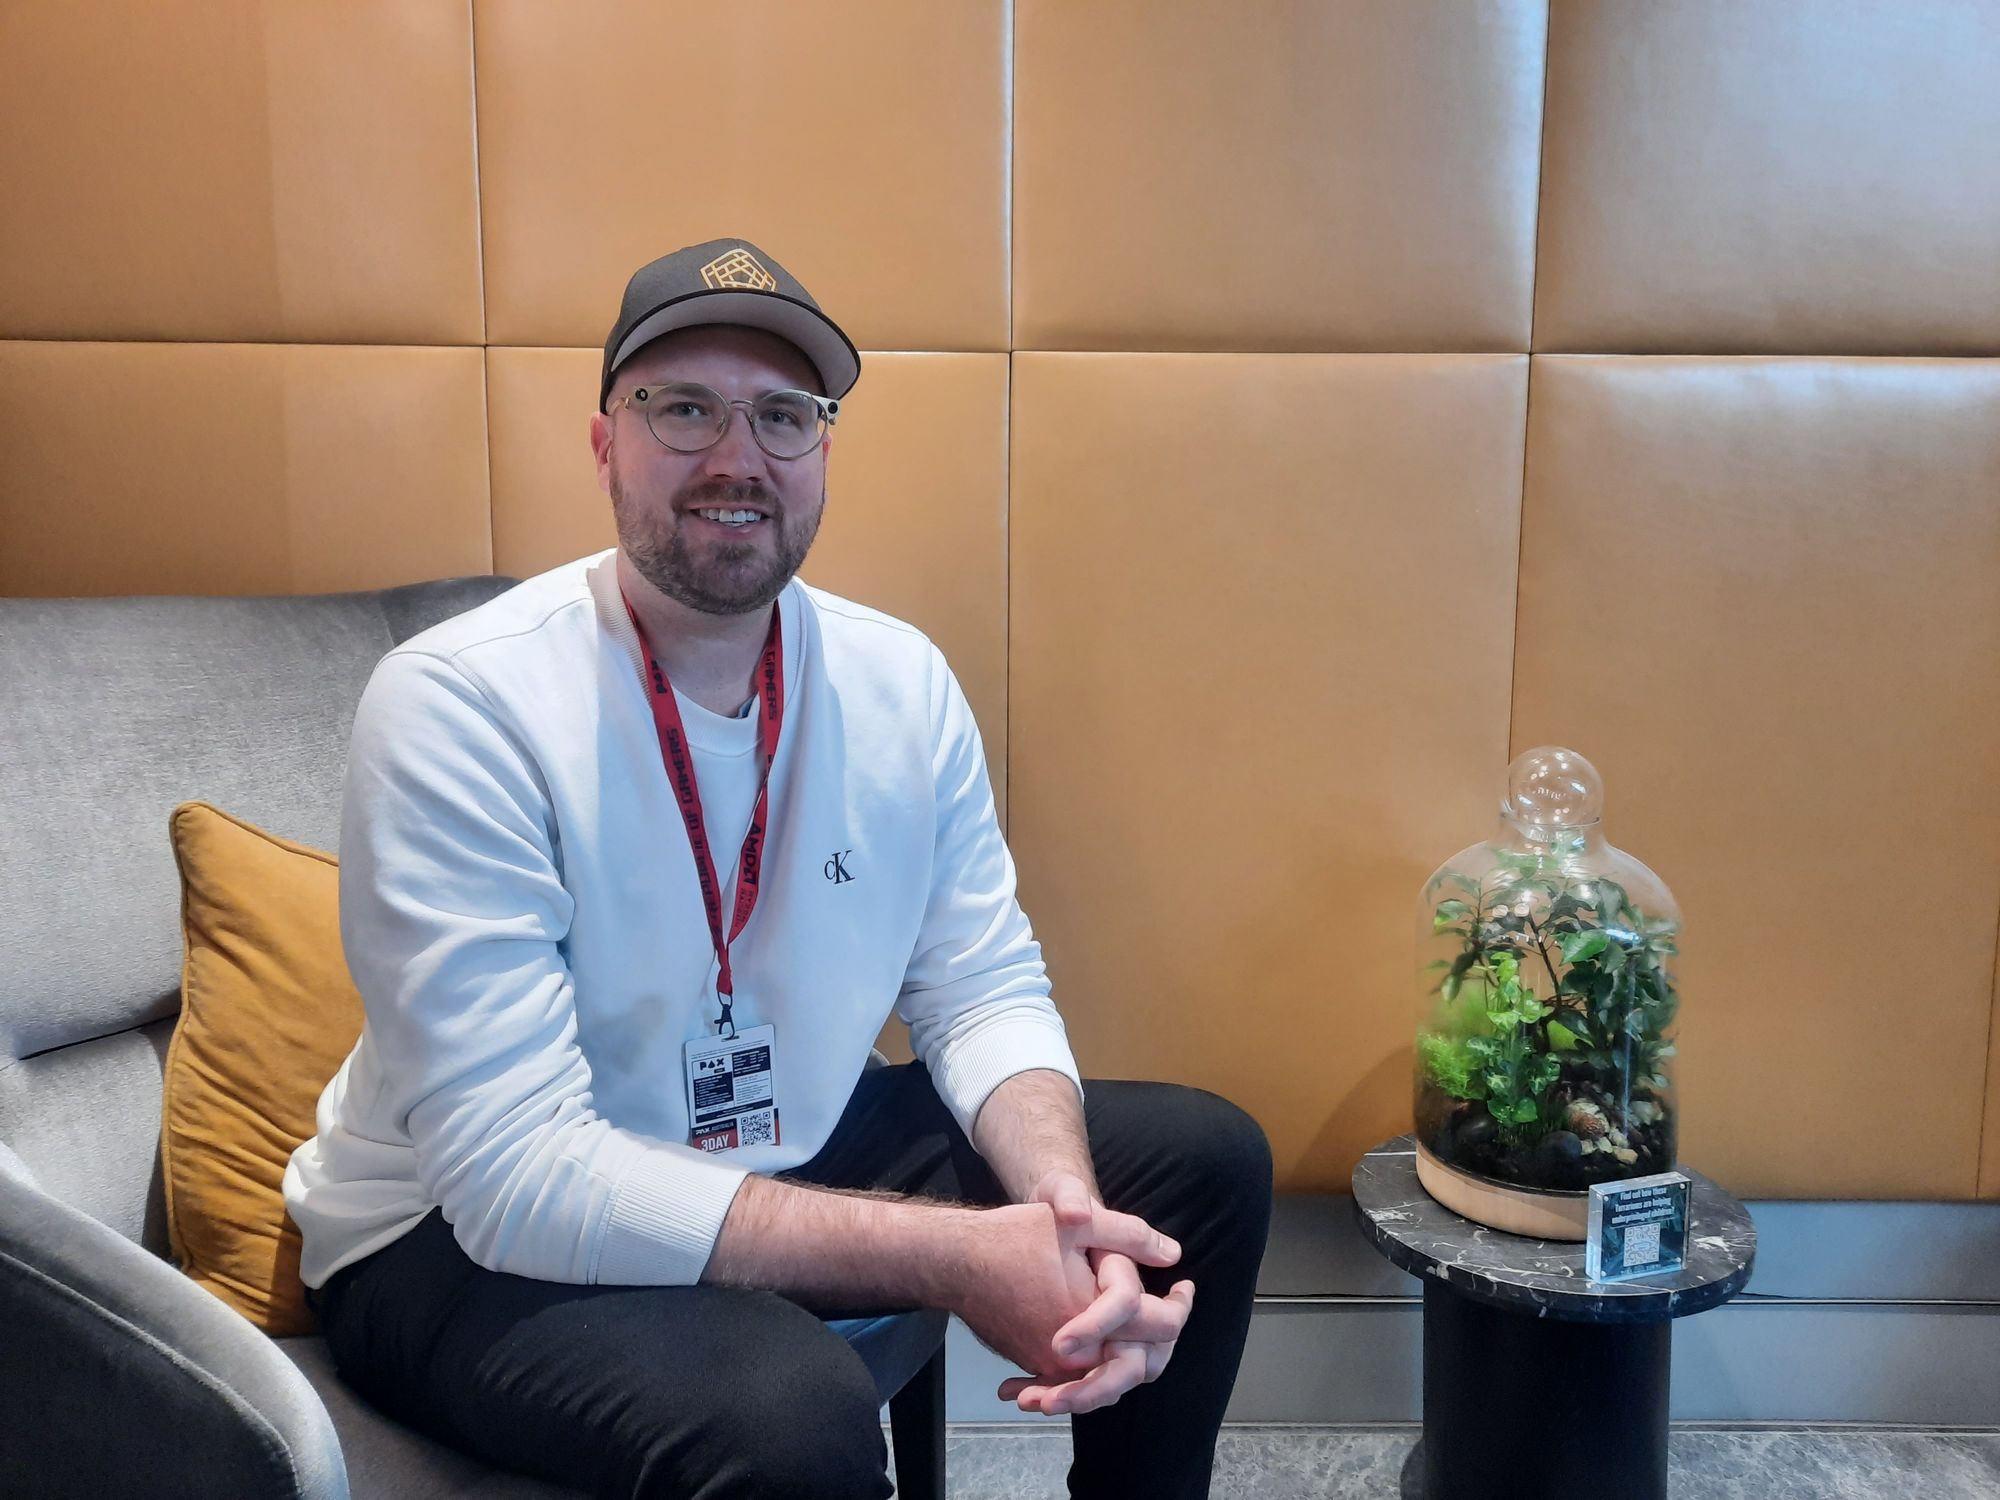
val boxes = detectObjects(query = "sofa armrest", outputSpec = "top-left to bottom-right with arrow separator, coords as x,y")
0,1169 -> 348,1500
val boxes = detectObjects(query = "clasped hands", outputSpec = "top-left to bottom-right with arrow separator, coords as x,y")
984,1169 -> 1195,1417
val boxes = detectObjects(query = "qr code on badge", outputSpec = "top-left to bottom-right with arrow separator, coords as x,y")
1624,1221 -> 1662,1267
738,1109 -> 776,1147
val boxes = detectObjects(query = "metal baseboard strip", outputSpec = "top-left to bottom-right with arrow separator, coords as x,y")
940,1194 -> 2000,1426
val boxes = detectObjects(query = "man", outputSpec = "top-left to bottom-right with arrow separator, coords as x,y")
283,239 -> 1272,1499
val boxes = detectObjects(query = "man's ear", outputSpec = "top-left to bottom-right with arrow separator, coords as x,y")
590,412 -> 614,489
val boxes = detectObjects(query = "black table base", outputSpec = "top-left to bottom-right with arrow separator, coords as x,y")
1354,1138 -> 1755,1500
1418,1278 -> 1671,1500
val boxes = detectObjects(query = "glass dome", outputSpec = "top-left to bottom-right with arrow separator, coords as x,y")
1412,747 -> 1681,1238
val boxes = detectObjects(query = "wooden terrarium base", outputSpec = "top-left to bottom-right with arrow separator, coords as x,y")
1414,1139 -> 1589,1242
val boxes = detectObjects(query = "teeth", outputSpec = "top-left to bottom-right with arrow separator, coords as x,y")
696,508 -> 762,525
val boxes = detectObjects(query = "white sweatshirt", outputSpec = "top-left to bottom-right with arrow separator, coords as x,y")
282,548 -> 1081,1289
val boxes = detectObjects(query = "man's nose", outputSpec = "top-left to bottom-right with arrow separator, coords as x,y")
699,405 -> 768,480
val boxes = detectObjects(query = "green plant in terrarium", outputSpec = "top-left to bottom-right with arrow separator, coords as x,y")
1413,748 -> 1682,1202
1423,854 -> 1677,1121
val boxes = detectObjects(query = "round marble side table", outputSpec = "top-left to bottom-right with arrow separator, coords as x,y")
1352,1135 -> 1756,1500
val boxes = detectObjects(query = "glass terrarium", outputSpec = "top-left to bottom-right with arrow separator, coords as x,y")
1413,746 -> 1680,1240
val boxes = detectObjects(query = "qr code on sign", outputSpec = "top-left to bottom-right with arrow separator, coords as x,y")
738,1110 -> 776,1147
1624,1221 -> 1661,1267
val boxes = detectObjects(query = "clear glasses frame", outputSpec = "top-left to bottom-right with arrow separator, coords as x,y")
607,381 -> 839,461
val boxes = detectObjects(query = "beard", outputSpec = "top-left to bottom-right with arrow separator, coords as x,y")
609,467 -> 822,616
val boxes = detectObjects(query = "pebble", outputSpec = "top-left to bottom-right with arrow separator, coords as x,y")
1457,1112 -> 1498,1152
1564,1100 -> 1610,1139
1539,1130 -> 1583,1165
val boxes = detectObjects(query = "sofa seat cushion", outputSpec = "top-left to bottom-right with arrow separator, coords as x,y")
278,1310 -> 945,1497
277,1336 -> 582,1499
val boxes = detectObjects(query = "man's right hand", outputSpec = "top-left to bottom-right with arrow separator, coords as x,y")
949,1200 -> 1182,1392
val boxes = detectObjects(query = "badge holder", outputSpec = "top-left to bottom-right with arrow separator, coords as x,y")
684,1009 -> 780,1154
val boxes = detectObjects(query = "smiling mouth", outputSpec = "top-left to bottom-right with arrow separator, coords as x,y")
688,507 -> 768,529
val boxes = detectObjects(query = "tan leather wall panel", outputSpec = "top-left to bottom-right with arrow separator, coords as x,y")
1009,354 -> 1527,1190
1012,0 -> 1548,352
483,349 -> 615,584
5,6 -> 1999,1202
485,348 -> 1010,815
0,343 -> 491,596
1535,2 -> 2000,354
1985,936 -> 2000,1199
471,0 -> 1009,352
1511,357 -> 2000,1200
0,3 -> 481,346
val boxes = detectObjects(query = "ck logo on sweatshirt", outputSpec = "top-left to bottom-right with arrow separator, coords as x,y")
823,850 -> 855,884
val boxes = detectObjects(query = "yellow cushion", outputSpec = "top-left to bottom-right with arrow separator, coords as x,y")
162,801 -> 362,1334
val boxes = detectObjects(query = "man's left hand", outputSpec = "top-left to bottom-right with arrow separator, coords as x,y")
994,1169 -> 1196,1416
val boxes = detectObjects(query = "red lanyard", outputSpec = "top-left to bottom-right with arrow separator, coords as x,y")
620,589 -> 785,1036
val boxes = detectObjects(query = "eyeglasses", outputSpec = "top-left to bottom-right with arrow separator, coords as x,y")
608,381 -> 838,462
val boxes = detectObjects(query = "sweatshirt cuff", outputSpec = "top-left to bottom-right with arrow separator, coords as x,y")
594,1155 -> 752,1286
929,1017 -> 1085,1145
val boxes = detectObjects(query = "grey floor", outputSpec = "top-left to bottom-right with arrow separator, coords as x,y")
890,1423 -> 2000,1498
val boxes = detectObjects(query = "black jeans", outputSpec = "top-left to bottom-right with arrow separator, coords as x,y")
310,1062 -> 1273,1500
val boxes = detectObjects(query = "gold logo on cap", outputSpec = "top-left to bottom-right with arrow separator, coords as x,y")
700,249 -> 778,292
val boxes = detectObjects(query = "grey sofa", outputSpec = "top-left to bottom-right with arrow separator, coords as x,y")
0,576 -> 947,1499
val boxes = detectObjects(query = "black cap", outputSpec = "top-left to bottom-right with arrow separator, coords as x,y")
599,239 -> 861,412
